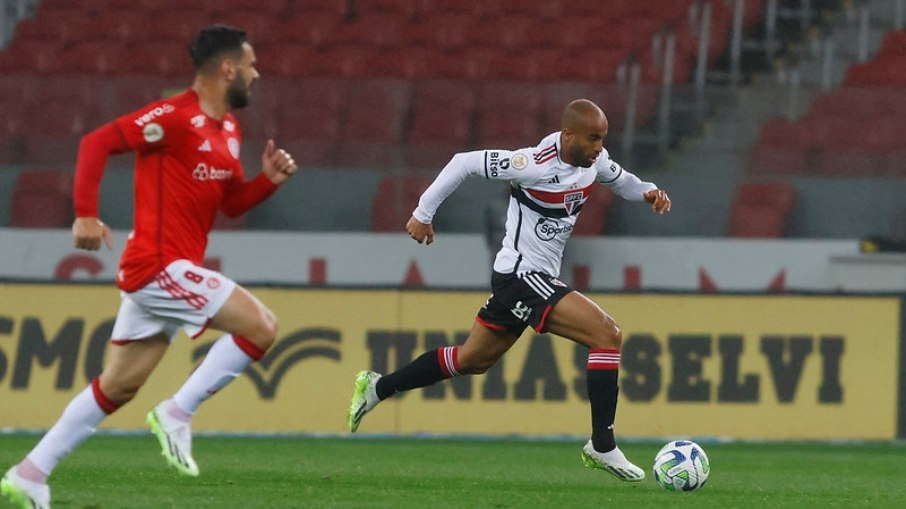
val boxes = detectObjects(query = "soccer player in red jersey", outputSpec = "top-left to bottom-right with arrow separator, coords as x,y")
1,25 -> 297,509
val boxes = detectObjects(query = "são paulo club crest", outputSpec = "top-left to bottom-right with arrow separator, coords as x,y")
564,191 -> 584,215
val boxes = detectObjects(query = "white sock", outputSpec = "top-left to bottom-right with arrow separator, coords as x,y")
172,334 -> 255,416
26,384 -> 107,476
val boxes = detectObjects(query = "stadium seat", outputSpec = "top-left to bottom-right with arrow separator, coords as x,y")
406,14 -> 473,52
331,13 -> 405,49
728,182 -> 795,238
9,169 -> 74,228
370,174 -> 434,232
572,187 -> 615,236
122,41 -> 191,77
144,10 -> 213,43
0,39 -> 60,73
408,80 -> 475,146
475,82 -> 545,148
333,81 -> 411,166
748,118 -> 812,175
56,41 -> 129,74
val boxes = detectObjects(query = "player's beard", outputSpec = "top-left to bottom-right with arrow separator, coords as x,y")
226,70 -> 250,109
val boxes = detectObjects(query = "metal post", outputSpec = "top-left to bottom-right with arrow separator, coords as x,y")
896,0 -> 905,30
658,31 -> 675,154
821,37 -> 835,91
730,0 -> 745,89
857,2 -> 870,62
694,0 -> 712,123
765,0 -> 778,59
0,0 -> 8,48
786,68 -> 801,121
621,61 -> 641,165
801,0 -> 811,31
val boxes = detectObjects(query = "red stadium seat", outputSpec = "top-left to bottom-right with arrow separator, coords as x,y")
370,174 -> 434,232
728,182 -> 794,238
408,80 -> 476,146
331,13 -> 405,49
475,82 -> 545,148
405,80 -> 475,167
123,41 -> 192,77
56,41 -> 130,74
334,81 -> 411,166
572,187 -> 614,236
144,10 -> 212,43
748,118 -> 812,175
10,169 -> 75,228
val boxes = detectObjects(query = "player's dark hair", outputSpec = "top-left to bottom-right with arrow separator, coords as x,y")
189,25 -> 247,71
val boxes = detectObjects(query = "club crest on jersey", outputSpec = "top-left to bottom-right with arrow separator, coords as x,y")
563,191 -> 584,215
227,137 -> 240,159
142,123 -> 164,143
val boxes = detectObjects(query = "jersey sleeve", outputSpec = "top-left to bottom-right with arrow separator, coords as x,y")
412,149 -> 544,223
73,122 -> 132,217
595,152 -> 656,201
112,100 -> 182,152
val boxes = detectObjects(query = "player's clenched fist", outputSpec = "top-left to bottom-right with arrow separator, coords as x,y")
406,216 -> 435,245
72,217 -> 113,251
261,139 -> 298,185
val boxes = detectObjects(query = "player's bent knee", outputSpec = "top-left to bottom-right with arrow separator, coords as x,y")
104,380 -> 143,405
588,319 -> 623,350
459,357 -> 497,375
251,312 -> 279,351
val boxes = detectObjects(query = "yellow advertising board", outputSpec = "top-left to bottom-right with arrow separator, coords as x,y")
0,283 -> 902,440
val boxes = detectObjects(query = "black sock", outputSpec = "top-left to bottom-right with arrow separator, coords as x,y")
588,349 -> 620,452
375,349 -> 447,400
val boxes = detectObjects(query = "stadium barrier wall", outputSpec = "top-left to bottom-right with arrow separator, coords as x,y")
1,282 -> 904,440
0,229 -> 875,291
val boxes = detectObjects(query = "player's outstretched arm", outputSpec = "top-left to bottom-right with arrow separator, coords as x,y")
260,139 -> 298,185
406,216 -> 435,245
643,188 -> 672,214
72,217 -> 113,251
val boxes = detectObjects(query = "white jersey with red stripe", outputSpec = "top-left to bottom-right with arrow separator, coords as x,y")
413,131 -> 657,277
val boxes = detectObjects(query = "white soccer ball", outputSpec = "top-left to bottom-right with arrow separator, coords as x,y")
652,440 -> 710,492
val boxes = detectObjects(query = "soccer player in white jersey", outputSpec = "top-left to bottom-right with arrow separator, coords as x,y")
2,26 -> 298,509
349,99 -> 671,481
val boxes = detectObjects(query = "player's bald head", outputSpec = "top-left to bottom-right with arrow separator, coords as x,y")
559,99 -> 608,168
561,99 -> 607,132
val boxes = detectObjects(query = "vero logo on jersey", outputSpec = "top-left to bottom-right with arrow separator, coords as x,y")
133,104 -> 175,127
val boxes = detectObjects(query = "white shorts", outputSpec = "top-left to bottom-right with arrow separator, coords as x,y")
111,259 -> 237,342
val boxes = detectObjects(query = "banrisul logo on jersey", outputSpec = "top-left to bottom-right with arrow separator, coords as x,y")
535,217 -> 573,241
191,162 -> 233,181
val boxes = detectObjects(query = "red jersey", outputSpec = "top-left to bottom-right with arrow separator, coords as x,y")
74,89 -> 277,292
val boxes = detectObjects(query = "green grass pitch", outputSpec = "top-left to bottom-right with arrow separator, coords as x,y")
1,434 -> 904,508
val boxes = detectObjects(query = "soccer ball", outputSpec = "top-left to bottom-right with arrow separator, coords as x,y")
652,440 -> 710,492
